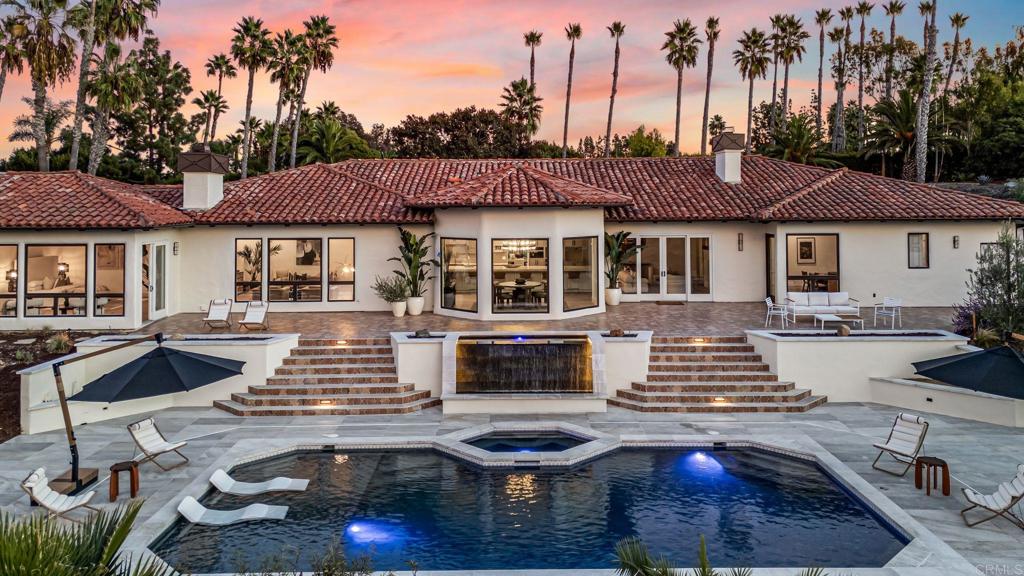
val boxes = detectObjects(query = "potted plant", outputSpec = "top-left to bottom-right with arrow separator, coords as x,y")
604,231 -> 637,306
389,227 -> 439,316
372,275 -> 408,317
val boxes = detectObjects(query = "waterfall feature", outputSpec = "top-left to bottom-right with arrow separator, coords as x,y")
455,335 -> 593,394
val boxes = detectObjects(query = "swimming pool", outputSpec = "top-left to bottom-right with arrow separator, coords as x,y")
150,447 -> 907,573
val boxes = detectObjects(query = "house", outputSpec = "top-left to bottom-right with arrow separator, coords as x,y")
2,134 -> 1022,331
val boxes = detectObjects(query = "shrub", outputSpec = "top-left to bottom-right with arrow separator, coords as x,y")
964,225 -> 1024,337
45,332 -> 74,354
973,328 -> 1003,348
372,275 -> 408,303
14,349 -> 35,364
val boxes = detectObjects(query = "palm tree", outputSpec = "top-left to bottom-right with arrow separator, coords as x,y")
855,1 -> 874,149
231,16 -> 272,179
561,22 -> 582,158
7,0 -> 76,172
779,15 -> 809,125
205,52 -> 236,143
604,21 -> 625,157
943,12 -> 968,95
86,42 -> 142,174
864,88 -> 918,177
814,9 -> 833,136
883,1 -> 906,101
267,28 -> 303,172
768,13 -> 785,133
67,0 -> 158,171
0,17 -> 24,106
915,0 -> 937,182
316,100 -> 340,120
918,1 -> 933,42
289,15 -> 338,170
193,89 -> 227,145
7,95 -> 70,150
500,76 -> 543,150
700,17 -> 720,155
766,113 -> 842,166
829,26 -> 848,152
297,117 -> 374,164
662,19 -> 701,157
733,27 -> 770,152
523,29 -> 542,89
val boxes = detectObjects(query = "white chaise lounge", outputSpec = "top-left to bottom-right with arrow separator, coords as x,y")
786,291 -> 861,323
210,469 -> 309,496
872,412 -> 929,476
961,464 -> 1024,530
21,468 -> 98,523
203,298 -> 233,329
177,496 -> 288,526
239,301 -> 270,330
128,417 -> 189,471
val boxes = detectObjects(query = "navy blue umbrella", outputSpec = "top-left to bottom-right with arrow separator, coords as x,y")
912,345 -> 1024,400
69,345 -> 245,403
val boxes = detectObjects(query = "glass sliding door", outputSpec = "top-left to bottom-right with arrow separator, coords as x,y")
639,237 -> 661,295
622,236 -> 712,301
689,237 -> 711,299
665,238 -> 686,295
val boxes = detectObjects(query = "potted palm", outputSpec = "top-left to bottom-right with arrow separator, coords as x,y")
373,275 -> 408,317
389,227 -> 439,316
604,231 -> 637,306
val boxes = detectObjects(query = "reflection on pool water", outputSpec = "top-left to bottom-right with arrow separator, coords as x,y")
150,448 -> 907,573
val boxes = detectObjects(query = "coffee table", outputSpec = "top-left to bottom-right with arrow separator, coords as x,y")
814,313 -> 865,329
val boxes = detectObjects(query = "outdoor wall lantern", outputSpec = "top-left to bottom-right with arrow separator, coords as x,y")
953,235 -> 960,249
173,241 -> 180,255
737,233 -> 744,252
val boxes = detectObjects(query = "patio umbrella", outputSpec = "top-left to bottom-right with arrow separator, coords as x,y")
69,344 -> 245,403
912,345 -> 1024,400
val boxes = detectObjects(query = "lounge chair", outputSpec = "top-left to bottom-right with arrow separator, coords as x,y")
874,297 -> 903,328
128,417 -> 189,471
20,468 -> 98,523
764,296 -> 788,328
961,465 -> 1024,530
239,301 -> 270,331
872,412 -> 929,476
203,298 -> 233,329
210,469 -> 309,496
177,496 -> 288,526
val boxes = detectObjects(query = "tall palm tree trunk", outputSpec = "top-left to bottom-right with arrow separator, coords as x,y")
745,75 -> 754,152
31,79 -> 49,172
885,16 -> 896,101
69,2 -> 97,172
210,108 -> 221,142
212,72 -> 225,142
562,41 -> 575,158
604,37 -> 621,157
0,68 -> 7,107
241,67 -> 257,178
268,85 -> 286,172
769,55 -> 779,132
202,111 -> 211,145
87,109 -> 109,175
529,46 -> 536,88
857,21 -> 866,149
816,28 -> 825,135
781,63 -> 791,125
290,68 -> 311,168
673,66 -> 683,157
915,4 -> 937,183
700,38 -> 715,155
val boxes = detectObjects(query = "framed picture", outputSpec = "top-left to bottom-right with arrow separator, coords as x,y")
796,237 -> 816,264
296,240 -> 321,266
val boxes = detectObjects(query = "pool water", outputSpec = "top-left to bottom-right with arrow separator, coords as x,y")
467,431 -> 587,452
151,448 -> 907,573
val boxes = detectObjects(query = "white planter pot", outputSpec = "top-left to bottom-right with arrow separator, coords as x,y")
605,288 -> 622,306
391,301 -> 407,318
406,296 -> 425,316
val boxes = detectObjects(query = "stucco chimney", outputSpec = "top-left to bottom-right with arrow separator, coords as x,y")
712,131 -> 745,184
177,144 -> 229,210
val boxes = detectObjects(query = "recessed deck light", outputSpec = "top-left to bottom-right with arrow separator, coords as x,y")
713,397 -> 726,403
693,337 -> 706,343
319,399 -> 334,406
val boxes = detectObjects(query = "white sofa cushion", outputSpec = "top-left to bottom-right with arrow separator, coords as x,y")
832,306 -> 859,315
787,292 -> 809,306
829,292 -> 849,306
808,293 -> 830,306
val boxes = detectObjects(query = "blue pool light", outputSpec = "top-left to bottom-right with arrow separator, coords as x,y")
681,450 -> 725,475
517,447 -> 535,453
513,336 -> 527,343
345,520 -> 405,545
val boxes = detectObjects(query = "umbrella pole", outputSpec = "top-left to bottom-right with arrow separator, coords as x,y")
52,362 -> 83,491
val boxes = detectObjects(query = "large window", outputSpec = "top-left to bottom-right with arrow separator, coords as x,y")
94,244 -> 125,316
786,234 -> 840,292
442,238 -> 477,312
234,239 -> 264,302
492,239 -> 548,313
0,245 -> 16,317
268,239 -> 322,302
25,245 -> 87,317
563,237 -> 598,311
908,233 -> 929,269
328,238 -> 355,302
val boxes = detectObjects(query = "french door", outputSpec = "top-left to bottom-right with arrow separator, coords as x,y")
142,242 -> 168,322
627,236 -> 712,301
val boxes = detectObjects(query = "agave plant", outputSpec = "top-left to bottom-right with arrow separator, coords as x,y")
388,227 -> 439,298
605,231 -> 638,289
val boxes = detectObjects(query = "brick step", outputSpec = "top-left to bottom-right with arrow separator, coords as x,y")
632,381 -> 796,393
274,364 -> 396,376
647,361 -> 770,373
645,372 -> 779,383
608,395 -> 827,413
616,389 -> 811,404
282,354 -> 395,365
248,382 -> 415,395
213,397 -> 441,417
290,345 -> 394,356
651,335 -> 747,344
230,390 -> 432,407
650,344 -> 756,353
298,338 -> 391,346
267,374 -> 400,385
649,353 -> 763,363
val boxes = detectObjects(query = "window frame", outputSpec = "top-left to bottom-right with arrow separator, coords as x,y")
327,237 -> 356,302
0,244 -> 18,318
562,235 -> 599,312
440,237 -> 478,313
24,243 -> 88,318
234,238 -> 264,302
93,243 -> 126,317
784,233 -> 840,292
491,237 -> 550,315
907,233 -> 930,269
267,237 -> 324,303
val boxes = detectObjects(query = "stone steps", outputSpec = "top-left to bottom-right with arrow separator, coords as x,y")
274,363 -> 397,375
645,371 -> 779,382
290,345 -> 394,356
298,338 -> 391,346
632,381 -> 796,393
650,344 -> 756,353
229,390 -> 432,407
247,382 -> 415,395
647,361 -> 771,373
651,335 -> 747,344
616,389 -> 812,404
608,395 -> 827,413
213,397 -> 441,417
649,353 -> 763,362
282,354 -> 395,365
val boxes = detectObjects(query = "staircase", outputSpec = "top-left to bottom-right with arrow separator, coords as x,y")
608,335 -> 826,413
213,338 -> 440,416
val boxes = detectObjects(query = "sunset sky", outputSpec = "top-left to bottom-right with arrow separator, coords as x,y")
0,0 -> 1021,157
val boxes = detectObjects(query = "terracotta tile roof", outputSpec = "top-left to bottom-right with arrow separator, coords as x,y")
406,163 -> 633,208
0,171 -> 191,229
137,183 -> 183,208
194,163 -> 431,225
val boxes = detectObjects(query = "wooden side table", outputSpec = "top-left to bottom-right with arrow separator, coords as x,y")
109,461 -> 140,502
915,456 -> 950,496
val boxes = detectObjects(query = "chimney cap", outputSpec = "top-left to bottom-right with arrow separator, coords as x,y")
178,149 -> 230,174
712,132 -> 745,153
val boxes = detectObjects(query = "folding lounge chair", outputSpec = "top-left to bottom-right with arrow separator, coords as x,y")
239,301 -> 270,331
872,412 -> 929,476
210,469 -> 309,496
203,299 -> 233,329
177,496 -> 288,526
128,417 -> 189,471
21,468 -> 98,523
961,464 -> 1024,530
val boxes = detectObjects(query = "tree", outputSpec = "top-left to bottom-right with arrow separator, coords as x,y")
205,52 -> 236,143
624,125 -> 667,157
814,10 -> 833,136
829,24 -> 849,152
297,117 -> 375,164
915,0 -> 937,182
943,12 -> 968,96
0,16 -> 25,106
965,225 -> 1024,336
768,13 -> 785,133
883,1 -> 906,101
864,88 -> 919,178
7,95 -> 70,151
7,0 -> 76,172
192,88 -> 226,145
708,114 -> 726,137
561,22 -> 582,158
602,21 -> 625,158
856,1 -> 875,149
700,17 -> 720,155
289,15 -> 338,170
662,19 -> 700,157
523,29 -> 542,89
267,28 -> 303,172
779,15 -> 810,125
499,77 -> 543,151
86,42 -> 143,175
230,16 -> 271,178
766,113 -> 841,166
733,28 -> 770,152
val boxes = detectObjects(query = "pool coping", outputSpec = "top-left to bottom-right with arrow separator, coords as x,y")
122,426 -> 981,576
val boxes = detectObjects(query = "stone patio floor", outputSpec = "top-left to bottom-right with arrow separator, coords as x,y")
0,403 -> 1021,575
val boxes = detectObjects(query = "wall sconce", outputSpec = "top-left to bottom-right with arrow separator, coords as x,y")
737,233 -> 744,252
173,241 -> 180,255
953,235 -> 959,249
